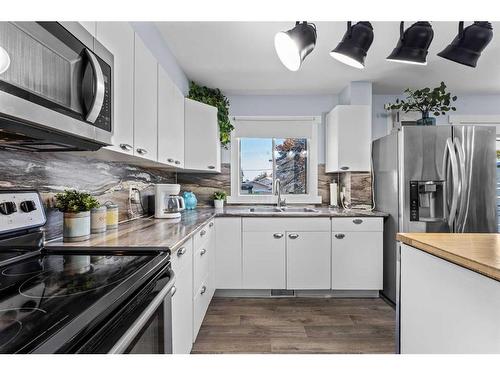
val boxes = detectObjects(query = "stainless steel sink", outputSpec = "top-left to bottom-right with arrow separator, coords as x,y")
248,207 -> 282,213
246,207 -> 319,214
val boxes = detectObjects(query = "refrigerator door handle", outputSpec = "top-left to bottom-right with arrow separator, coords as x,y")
453,137 -> 467,232
443,137 -> 459,229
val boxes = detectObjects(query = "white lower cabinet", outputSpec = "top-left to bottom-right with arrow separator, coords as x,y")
193,274 -> 211,341
286,231 -> 331,289
331,231 -> 383,290
242,231 -> 286,289
215,218 -> 242,289
171,239 -> 193,354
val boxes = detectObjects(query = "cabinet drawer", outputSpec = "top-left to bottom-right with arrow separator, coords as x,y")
243,218 -> 330,232
171,238 -> 193,273
193,275 -> 211,341
193,220 -> 214,251
193,242 -> 210,293
331,217 -> 382,232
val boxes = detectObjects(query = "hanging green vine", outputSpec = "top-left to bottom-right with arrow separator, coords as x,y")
188,81 -> 233,148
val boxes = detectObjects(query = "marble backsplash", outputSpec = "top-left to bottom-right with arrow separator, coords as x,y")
0,149 -> 372,239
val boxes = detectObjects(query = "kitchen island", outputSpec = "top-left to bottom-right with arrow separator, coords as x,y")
396,233 -> 500,354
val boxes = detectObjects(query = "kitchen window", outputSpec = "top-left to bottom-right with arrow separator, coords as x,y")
228,117 -> 321,204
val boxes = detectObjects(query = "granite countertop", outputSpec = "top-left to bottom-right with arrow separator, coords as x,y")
46,206 -> 388,251
397,233 -> 500,282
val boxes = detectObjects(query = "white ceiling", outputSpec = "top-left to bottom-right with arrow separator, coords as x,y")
156,21 -> 500,95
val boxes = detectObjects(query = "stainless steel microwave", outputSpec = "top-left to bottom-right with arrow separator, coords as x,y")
0,22 -> 113,151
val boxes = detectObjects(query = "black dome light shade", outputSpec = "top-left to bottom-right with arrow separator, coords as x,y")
274,21 -> 317,71
330,22 -> 374,69
438,22 -> 493,68
387,21 -> 434,65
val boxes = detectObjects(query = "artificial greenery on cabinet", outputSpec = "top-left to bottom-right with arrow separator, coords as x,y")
188,81 -> 233,147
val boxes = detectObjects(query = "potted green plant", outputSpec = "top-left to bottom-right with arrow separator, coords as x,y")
212,191 -> 227,209
385,81 -> 458,125
188,81 -> 233,148
55,190 -> 100,242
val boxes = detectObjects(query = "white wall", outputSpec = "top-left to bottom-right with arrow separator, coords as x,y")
372,94 -> 500,140
224,94 -> 339,163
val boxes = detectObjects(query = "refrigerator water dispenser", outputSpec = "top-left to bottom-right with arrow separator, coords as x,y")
409,180 -> 445,222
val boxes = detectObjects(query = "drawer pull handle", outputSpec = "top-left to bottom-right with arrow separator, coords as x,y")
200,286 -> 207,295
175,160 -> 181,165
167,158 -> 174,163
335,234 -> 345,239
177,247 -> 186,257
353,219 -> 363,224
136,148 -> 148,155
200,229 -> 207,236
273,233 -> 284,239
200,248 -> 207,256
119,143 -> 133,151
288,233 -> 299,239
209,222 -> 214,228
171,286 -> 177,297
207,165 -> 215,170
340,166 -> 350,171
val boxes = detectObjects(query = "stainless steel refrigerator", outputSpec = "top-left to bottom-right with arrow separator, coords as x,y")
372,125 -> 497,304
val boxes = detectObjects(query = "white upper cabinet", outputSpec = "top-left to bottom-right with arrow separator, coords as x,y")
325,105 -> 371,172
184,98 -> 221,173
158,65 -> 185,168
133,34 -> 158,161
96,22 -> 135,155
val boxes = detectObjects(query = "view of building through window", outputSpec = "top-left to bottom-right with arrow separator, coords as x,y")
240,138 -> 307,195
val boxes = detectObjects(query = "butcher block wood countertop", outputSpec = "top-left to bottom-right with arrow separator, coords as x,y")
397,233 -> 500,282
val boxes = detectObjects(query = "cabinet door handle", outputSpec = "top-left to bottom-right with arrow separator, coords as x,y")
167,158 -> 174,163
340,166 -> 349,171
288,233 -> 299,239
353,219 -> 363,225
136,148 -> 148,155
335,233 -> 345,239
175,160 -> 181,165
209,222 -> 214,228
119,143 -> 133,152
200,229 -> 206,236
207,165 -> 215,170
273,233 -> 284,239
200,285 -> 207,295
200,248 -> 207,256
171,286 -> 177,297
177,247 -> 186,257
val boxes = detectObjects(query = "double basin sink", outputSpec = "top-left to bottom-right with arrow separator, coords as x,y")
245,207 -> 319,214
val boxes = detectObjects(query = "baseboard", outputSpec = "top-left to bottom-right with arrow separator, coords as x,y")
214,289 -> 380,298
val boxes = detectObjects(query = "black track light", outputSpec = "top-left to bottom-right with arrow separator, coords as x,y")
387,21 -> 434,65
274,21 -> 317,71
330,22 -> 374,69
438,22 -> 493,68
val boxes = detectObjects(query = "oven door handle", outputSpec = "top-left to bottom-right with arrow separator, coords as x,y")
84,48 -> 105,124
108,269 -> 175,354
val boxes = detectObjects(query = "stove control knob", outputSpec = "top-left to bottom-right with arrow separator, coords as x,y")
20,200 -> 37,213
0,201 -> 17,215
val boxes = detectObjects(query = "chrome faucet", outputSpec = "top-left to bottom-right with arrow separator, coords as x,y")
274,178 -> 286,209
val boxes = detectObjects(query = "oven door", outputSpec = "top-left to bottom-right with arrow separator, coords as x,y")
0,22 -> 112,138
77,264 -> 175,354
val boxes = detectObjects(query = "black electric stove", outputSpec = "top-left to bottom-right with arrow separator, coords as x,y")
0,191 -> 171,354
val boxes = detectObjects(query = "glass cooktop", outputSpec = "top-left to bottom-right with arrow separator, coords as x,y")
0,252 -> 159,353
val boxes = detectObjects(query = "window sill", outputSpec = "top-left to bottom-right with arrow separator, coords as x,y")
226,195 -> 322,205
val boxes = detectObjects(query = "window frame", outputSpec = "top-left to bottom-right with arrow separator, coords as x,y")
227,116 -> 322,204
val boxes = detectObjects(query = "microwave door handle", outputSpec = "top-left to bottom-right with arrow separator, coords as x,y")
444,138 -> 459,229
108,270 -> 176,354
453,137 -> 468,233
84,48 -> 105,124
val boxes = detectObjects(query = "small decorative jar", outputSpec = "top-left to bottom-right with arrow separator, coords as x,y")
90,206 -> 107,234
182,191 -> 198,210
105,202 -> 119,230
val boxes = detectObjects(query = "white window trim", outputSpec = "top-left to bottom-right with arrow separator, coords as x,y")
227,116 -> 322,205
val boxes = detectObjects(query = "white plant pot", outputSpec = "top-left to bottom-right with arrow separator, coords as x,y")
214,199 -> 224,209
63,211 -> 91,242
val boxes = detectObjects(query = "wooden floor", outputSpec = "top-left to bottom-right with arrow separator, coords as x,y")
192,297 -> 396,354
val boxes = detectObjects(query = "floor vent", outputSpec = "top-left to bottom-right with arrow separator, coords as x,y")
271,289 -> 295,297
